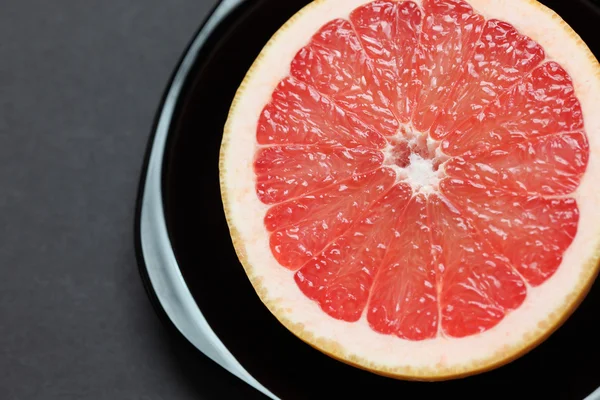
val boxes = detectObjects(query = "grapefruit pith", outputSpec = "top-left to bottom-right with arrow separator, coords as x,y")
220,0 -> 600,380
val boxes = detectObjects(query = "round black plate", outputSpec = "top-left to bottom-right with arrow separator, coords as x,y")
137,0 -> 600,399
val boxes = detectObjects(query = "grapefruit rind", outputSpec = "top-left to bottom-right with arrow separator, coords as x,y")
219,0 -> 600,380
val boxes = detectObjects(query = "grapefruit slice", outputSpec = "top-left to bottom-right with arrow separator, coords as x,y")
220,0 -> 600,380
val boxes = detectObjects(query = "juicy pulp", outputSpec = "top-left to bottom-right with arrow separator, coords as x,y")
253,0 -> 589,340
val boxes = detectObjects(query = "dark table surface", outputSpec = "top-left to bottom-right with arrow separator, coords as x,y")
0,1 -> 268,399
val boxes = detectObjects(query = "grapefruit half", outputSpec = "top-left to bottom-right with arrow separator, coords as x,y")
219,0 -> 600,380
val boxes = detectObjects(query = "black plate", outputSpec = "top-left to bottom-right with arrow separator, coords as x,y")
136,0 -> 600,399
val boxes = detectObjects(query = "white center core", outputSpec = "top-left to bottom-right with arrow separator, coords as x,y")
382,127 -> 447,194
404,153 -> 440,193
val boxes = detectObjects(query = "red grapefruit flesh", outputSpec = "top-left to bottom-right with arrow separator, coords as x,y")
220,0 -> 600,380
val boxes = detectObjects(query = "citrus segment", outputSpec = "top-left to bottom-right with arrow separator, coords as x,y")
445,131 -> 589,196
294,183 -> 413,322
442,61 -> 584,157
430,19 -> 545,140
440,179 -> 580,285
349,0 -> 422,122
428,194 -> 527,337
367,194 -> 438,340
412,0 -> 484,131
291,19 -> 399,136
255,145 -> 384,204
266,167 -> 395,269
257,77 -> 387,149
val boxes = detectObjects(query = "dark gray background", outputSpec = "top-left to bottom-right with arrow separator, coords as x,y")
0,1 -> 266,398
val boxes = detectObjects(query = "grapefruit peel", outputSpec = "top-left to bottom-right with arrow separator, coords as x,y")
220,0 -> 600,380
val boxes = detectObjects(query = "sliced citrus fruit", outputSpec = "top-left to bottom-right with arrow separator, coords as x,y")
220,0 -> 600,380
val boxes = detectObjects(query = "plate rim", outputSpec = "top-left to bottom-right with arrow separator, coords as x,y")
133,1 -> 278,399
